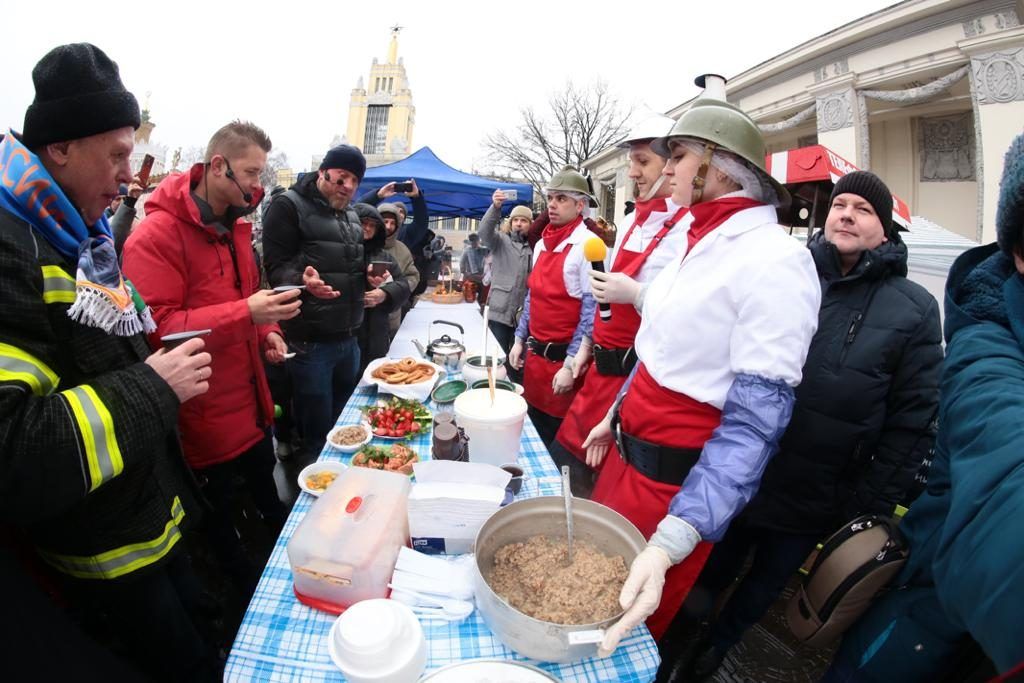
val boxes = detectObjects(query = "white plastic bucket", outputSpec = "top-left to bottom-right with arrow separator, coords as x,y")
453,388 -> 527,467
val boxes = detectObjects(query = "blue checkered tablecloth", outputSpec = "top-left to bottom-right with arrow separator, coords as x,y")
225,383 -> 660,682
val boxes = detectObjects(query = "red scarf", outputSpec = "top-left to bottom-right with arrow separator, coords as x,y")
685,196 -> 764,255
630,197 -> 668,228
541,215 -> 584,252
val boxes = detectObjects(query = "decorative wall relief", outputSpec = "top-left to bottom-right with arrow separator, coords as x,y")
919,113 -> 975,182
816,92 -> 854,132
972,50 -> 1024,104
758,103 -> 816,135
813,59 -> 850,83
995,11 -> 1020,30
963,18 -> 985,38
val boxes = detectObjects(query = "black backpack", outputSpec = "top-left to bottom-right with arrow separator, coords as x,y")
786,514 -> 909,647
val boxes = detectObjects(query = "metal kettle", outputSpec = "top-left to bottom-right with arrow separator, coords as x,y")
413,320 -> 466,372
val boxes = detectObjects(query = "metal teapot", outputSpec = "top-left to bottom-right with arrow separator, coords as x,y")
412,320 -> 466,372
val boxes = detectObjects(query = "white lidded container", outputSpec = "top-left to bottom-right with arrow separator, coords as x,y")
287,466 -> 411,612
327,598 -> 427,683
453,388 -> 527,467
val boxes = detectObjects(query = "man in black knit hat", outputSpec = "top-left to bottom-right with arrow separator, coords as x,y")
0,43 -> 219,681
262,144 -> 386,458
660,170 -> 943,682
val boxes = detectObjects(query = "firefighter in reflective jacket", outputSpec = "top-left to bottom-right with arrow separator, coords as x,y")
0,43 -> 218,681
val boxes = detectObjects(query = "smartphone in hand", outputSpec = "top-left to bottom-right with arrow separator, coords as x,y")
392,181 -> 414,193
369,261 -> 390,278
503,189 -> 518,201
138,154 -> 155,187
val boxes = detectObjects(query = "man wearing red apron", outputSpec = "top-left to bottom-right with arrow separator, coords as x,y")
583,76 -> 821,661
508,166 -> 597,449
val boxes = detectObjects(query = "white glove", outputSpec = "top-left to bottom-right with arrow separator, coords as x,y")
509,339 -> 525,370
589,269 -> 642,306
581,412 -> 613,468
597,545 -> 673,658
552,362 -> 575,394
572,338 -> 592,379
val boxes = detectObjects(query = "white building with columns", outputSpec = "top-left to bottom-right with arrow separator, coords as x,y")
584,0 -> 1024,245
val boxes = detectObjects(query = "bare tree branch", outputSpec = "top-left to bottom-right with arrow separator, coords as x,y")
482,80 -> 632,203
260,149 -> 290,189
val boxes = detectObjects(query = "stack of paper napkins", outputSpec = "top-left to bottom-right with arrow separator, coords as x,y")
408,460 -> 511,554
390,547 -> 476,601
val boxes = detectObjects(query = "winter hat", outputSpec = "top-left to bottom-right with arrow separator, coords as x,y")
319,144 -> 366,181
830,171 -> 893,236
22,43 -> 140,150
377,202 -> 402,219
996,131 -> 1024,257
353,202 -> 384,228
510,205 -> 533,221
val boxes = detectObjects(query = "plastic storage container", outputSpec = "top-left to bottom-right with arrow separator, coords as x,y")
453,388 -> 527,467
287,466 -> 411,612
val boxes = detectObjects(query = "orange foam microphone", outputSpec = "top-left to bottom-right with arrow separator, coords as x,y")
583,236 -> 611,322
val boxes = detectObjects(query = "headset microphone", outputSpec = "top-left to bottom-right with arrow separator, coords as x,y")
224,166 -> 253,204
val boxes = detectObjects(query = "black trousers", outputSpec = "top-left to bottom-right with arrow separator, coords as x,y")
265,361 -> 295,444
65,551 -> 220,683
658,517 -> 819,674
527,405 -> 564,451
195,431 -> 286,593
488,320 -> 522,384
546,439 -> 595,498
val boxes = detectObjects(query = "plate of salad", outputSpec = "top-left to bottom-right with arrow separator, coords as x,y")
360,397 -> 432,439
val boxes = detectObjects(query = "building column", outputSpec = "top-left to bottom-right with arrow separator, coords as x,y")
808,74 -> 865,167
962,26 -> 1024,243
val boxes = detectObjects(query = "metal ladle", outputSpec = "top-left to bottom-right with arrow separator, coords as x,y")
561,466 -> 574,565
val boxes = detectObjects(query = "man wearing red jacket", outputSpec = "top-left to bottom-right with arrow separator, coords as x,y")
123,121 -> 301,591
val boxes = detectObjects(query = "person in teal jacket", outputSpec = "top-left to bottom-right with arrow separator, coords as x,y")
823,133 -> 1024,681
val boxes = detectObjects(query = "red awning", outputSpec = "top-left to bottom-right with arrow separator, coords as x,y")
765,145 -> 912,229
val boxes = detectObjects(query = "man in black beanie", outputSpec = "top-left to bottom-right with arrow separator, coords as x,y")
262,144 -> 385,458
0,43 -> 219,681
662,168 -> 943,682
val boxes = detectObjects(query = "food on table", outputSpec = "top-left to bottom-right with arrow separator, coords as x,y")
330,425 -> 368,446
305,470 -> 340,492
361,397 -> 432,439
371,357 -> 438,385
351,443 -> 419,475
488,535 -> 628,624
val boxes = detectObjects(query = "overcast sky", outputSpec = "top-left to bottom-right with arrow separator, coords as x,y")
2,0 -> 897,175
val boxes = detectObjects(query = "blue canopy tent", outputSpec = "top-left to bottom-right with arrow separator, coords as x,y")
356,146 -> 533,219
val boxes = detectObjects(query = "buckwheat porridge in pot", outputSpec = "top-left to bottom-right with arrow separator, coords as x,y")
487,535 -> 628,624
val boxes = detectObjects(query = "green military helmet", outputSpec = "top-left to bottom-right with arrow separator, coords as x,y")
544,165 -> 597,204
652,74 -> 790,207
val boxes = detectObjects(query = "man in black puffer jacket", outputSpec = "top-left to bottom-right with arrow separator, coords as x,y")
262,145 -> 386,456
661,171 -> 943,682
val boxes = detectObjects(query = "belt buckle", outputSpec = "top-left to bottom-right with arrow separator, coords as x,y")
613,412 -> 628,463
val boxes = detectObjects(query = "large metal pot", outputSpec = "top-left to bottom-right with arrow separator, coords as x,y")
473,496 -> 646,663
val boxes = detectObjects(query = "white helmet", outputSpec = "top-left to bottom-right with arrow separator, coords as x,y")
617,107 -> 677,148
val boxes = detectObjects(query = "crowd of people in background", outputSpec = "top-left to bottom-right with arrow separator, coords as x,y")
1,41 -> 1023,683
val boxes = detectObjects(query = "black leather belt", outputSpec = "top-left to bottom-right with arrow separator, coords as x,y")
612,411 -> 702,486
526,335 -> 569,362
593,344 -> 637,377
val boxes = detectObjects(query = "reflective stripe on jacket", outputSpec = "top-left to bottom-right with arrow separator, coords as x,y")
39,496 -> 186,579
